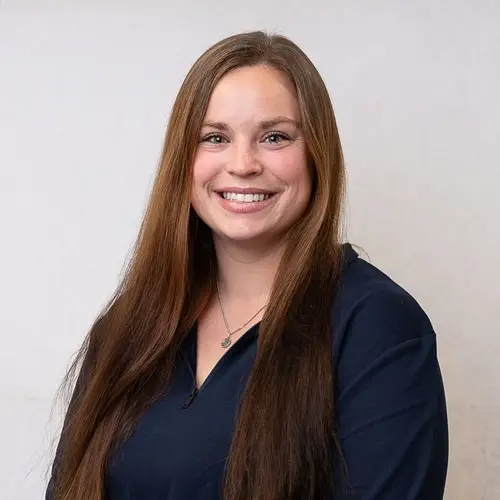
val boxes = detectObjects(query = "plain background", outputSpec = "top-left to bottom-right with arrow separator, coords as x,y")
1,1 -> 499,498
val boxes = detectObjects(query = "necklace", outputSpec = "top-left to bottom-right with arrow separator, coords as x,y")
216,280 -> 267,349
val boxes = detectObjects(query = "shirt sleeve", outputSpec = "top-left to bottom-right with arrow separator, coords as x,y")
334,289 -> 449,499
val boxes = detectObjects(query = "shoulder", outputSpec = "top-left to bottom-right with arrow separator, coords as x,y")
331,246 -> 448,497
333,243 -> 435,360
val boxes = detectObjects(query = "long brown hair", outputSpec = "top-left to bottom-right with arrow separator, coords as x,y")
50,30 -> 346,500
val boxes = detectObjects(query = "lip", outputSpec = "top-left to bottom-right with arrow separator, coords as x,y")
214,187 -> 277,195
214,191 -> 277,214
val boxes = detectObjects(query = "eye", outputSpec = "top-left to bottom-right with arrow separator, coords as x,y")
202,133 -> 228,144
263,132 -> 289,145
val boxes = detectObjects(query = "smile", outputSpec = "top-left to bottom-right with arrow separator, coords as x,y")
214,189 -> 277,214
219,192 -> 272,203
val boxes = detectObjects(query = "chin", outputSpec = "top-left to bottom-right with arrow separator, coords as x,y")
216,226 -> 291,251
213,226 -> 271,245
219,231 -> 264,243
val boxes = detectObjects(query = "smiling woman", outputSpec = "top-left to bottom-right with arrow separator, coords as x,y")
191,65 -> 311,244
46,31 -> 448,500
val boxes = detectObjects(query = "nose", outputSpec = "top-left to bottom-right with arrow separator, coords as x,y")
226,144 -> 263,177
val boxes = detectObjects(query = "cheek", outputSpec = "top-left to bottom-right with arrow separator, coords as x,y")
192,154 -> 218,190
268,148 -> 311,191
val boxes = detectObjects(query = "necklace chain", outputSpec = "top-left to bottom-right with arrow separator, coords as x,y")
216,280 -> 267,349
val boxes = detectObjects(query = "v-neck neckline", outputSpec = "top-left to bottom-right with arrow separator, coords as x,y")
182,321 -> 260,392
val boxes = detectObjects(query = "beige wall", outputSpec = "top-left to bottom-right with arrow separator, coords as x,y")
0,1 -> 498,498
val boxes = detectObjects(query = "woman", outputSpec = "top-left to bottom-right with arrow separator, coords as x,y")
46,31 -> 448,499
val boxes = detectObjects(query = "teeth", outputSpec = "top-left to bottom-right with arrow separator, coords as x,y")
221,192 -> 271,203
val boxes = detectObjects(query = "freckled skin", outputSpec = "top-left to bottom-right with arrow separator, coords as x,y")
191,65 -> 312,249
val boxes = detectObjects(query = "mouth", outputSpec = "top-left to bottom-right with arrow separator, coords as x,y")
213,189 -> 278,214
216,191 -> 276,203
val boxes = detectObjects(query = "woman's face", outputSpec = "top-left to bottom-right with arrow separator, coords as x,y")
191,65 -> 312,249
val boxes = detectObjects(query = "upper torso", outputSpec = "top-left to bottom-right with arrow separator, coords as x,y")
53,244 -> 449,500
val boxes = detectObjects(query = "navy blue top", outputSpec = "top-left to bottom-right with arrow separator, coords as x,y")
47,244 -> 448,499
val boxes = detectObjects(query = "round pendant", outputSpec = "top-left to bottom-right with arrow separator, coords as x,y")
221,337 -> 232,348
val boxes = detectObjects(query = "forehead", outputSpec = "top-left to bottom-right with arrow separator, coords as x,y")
203,65 -> 299,122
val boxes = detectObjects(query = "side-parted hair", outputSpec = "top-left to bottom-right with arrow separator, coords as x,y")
50,30 -> 347,500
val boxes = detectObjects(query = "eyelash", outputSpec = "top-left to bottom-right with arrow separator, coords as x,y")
201,131 -> 290,144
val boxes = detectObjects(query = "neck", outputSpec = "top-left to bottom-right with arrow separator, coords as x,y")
213,236 -> 284,305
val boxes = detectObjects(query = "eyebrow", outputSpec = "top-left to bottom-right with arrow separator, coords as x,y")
201,117 -> 301,131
